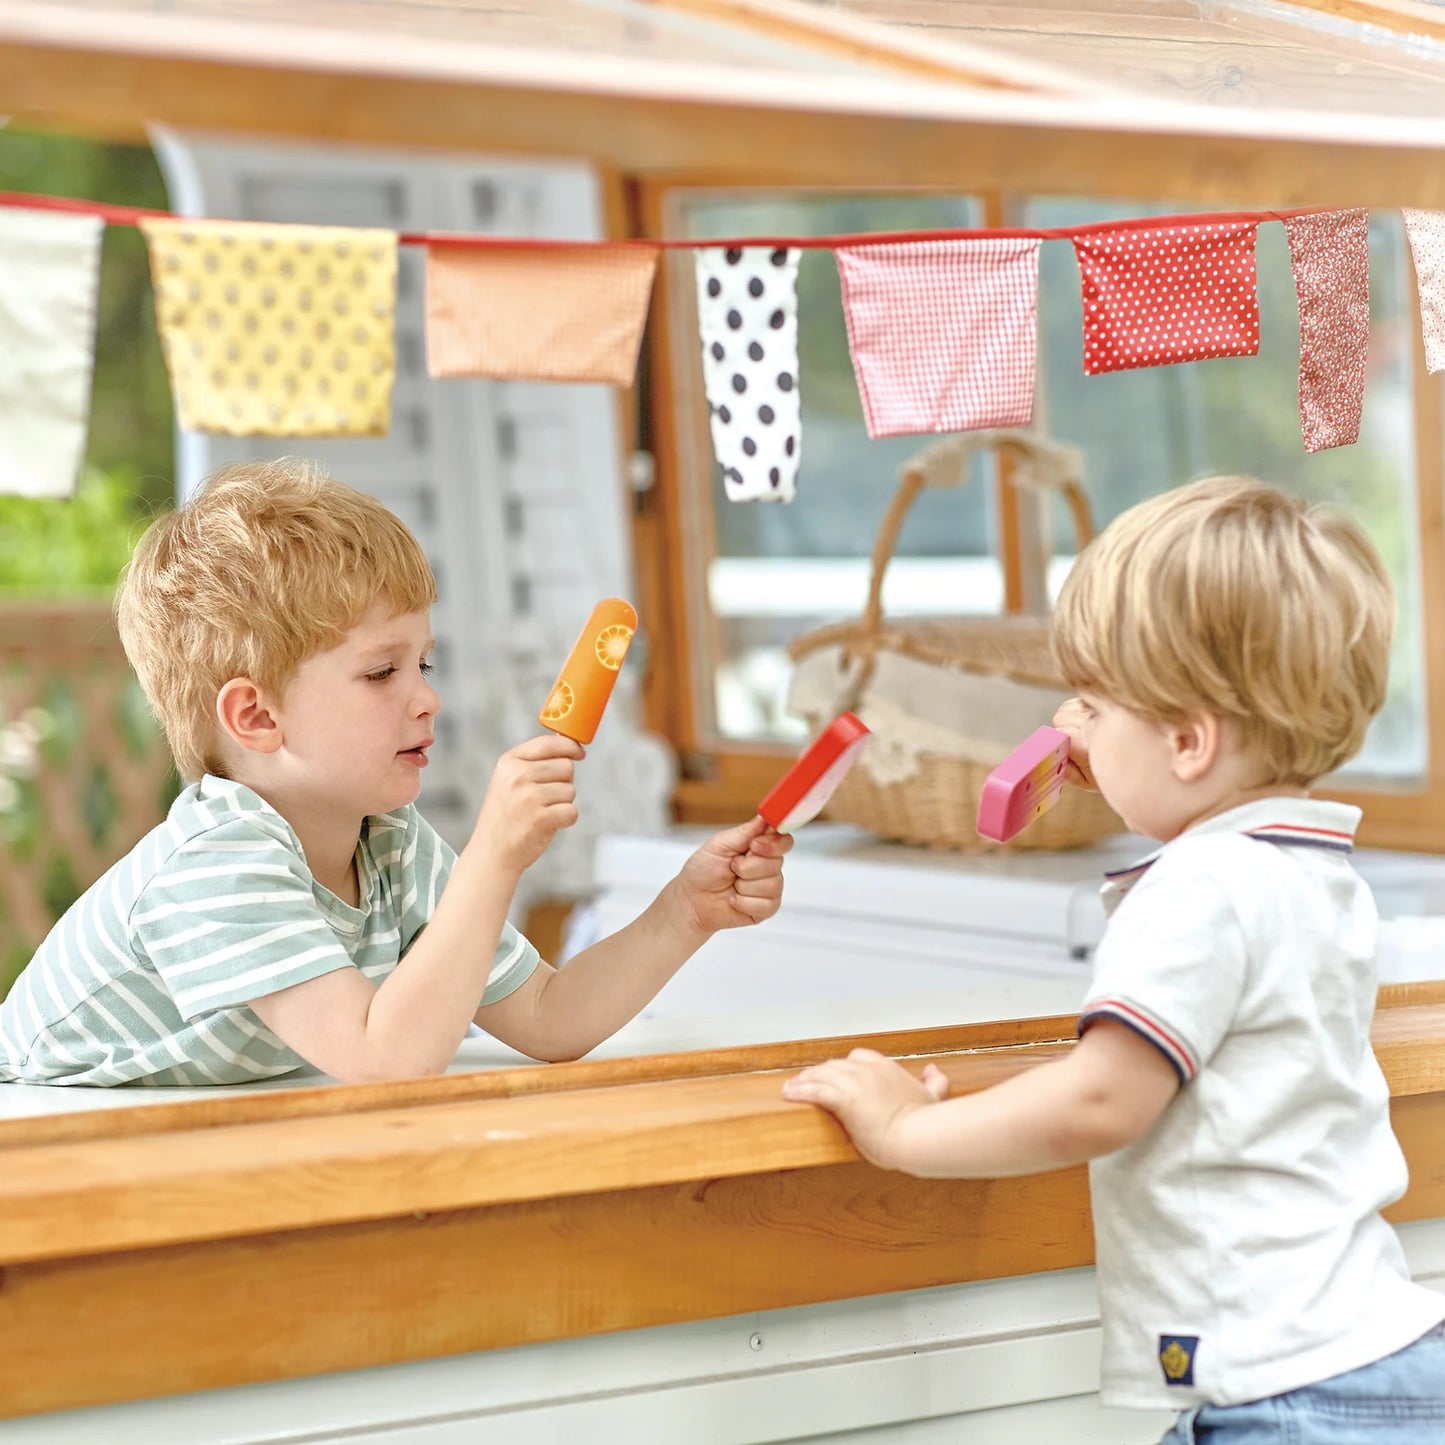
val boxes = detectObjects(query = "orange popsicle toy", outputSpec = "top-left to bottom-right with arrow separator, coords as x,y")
539,598 -> 638,744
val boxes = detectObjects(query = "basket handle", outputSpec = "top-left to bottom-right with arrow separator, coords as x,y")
843,429 -> 1094,680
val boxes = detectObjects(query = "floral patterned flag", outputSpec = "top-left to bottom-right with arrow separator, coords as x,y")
1283,210 -> 1370,453
1403,209 -> 1445,374
426,242 -> 658,385
835,238 -> 1041,438
0,206 -> 103,496
141,218 -> 397,436
1074,220 -> 1260,374
695,245 -> 801,503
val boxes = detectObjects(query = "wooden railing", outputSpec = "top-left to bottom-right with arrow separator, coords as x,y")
0,987 -> 1441,1418
0,601 -> 175,994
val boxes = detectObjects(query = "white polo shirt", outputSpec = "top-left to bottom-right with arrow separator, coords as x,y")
1079,797 -> 1445,1410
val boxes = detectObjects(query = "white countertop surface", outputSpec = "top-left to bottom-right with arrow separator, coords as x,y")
5,823 -> 1443,1122
0,976 -> 1083,1120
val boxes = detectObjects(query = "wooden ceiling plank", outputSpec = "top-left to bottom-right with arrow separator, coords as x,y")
1267,0 -> 1445,44
13,36 -> 1445,208
635,0 -> 1113,93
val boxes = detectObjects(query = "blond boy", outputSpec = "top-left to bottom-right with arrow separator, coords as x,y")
785,478 -> 1445,1442
0,459 -> 789,1087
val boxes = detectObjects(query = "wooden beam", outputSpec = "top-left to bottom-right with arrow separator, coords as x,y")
11,23 -> 1445,205
0,1011 -> 1083,1149
0,992 -> 1440,1268
0,1158 -> 1096,1419
637,0 -> 1101,93
1272,0 -> 1445,44
2,1085 -> 1441,1420
0,990 -> 1439,1417
0,1045 -> 1070,1265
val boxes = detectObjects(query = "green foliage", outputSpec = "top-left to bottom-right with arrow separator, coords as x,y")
40,851 -> 82,923
0,466 -> 150,594
0,945 -> 27,1004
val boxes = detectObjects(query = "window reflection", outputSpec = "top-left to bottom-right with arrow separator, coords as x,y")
1027,200 -> 1423,782
670,194 -> 1425,785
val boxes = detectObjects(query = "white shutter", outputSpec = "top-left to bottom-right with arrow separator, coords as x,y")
149,132 -> 673,912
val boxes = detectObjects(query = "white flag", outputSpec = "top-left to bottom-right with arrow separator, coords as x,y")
0,206 -> 104,497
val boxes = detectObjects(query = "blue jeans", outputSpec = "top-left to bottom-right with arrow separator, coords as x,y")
1160,1324 -> 1445,1443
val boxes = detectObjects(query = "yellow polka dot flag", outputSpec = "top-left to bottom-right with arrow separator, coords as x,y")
140,218 -> 398,436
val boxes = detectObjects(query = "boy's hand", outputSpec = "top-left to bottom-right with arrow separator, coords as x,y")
1051,697 -> 1098,791
669,815 -> 792,937
782,1049 -> 950,1170
473,733 -> 584,876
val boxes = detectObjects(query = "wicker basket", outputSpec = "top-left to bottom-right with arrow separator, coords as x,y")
787,429 -> 1122,851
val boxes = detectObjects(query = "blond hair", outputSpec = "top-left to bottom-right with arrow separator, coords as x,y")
116,458 -> 437,781
1052,476 -> 1393,787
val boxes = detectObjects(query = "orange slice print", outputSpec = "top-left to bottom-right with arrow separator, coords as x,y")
541,681 -> 575,722
594,624 -> 634,671
539,598 -> 637,744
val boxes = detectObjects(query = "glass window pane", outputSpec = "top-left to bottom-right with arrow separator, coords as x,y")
670,194 -> 988,745
670,194 -> 1424,783
1025,200 -> 1424,783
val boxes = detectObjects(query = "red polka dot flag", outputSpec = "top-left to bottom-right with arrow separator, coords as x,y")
836,238 -> 1041,438
1073,220 -> 1260,375
1283,210 -> 1369,454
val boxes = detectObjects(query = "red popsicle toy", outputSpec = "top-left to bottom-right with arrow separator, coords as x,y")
757,712 -> 871,833
975,725 -> 1072,843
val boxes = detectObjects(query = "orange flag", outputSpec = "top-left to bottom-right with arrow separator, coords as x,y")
425,242 -> 658,385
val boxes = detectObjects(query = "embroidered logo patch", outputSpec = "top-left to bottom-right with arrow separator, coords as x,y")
1159,1335 -> 1198,1386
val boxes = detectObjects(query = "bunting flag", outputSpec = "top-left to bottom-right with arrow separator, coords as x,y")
1074,220 -> 1260,374
425,242 -> 658,385
1403,209 -> 1445,374
140,218 -> 397,436
0,185 -> 1393,465
695,246 -> 801,503
836,238 -> 1041,438
0,206 -> 104,497
1283,210 -> 1370,453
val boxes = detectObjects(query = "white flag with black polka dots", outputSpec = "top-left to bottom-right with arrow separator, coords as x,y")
695,246 -> 801,503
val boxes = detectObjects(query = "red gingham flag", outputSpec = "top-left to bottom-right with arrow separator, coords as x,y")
1284,210 -> 1369,454
836,238 -> 1040,439
1074,220 -> 1260,375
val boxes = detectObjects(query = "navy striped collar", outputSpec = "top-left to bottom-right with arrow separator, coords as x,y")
1103,797 -> 1361,888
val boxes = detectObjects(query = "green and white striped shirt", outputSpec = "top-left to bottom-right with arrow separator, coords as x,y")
0,776 -> 538,1086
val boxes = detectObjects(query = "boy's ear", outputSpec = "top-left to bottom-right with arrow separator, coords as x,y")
1165,710 -> 1221,783
216,677 -> 284,756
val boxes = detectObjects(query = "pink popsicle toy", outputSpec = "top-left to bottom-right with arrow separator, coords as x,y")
758,712 -> 872,833
975,725 -> 1073,843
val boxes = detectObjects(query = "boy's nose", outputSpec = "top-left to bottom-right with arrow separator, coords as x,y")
414,679 -> 441,717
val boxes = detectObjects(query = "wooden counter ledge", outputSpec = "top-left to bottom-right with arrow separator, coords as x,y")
0,982 -> 1441,1420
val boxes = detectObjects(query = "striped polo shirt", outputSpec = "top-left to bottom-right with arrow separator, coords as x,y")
0,777 -> 538,1087
1078,797 -> 1445,1409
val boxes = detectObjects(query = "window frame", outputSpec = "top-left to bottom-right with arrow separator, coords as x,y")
630,178 -> 1445,851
